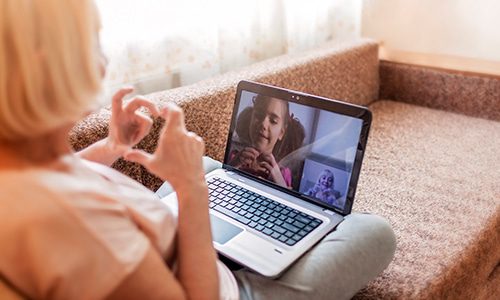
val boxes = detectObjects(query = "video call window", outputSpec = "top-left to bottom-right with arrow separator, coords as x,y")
227,91 -> 362,210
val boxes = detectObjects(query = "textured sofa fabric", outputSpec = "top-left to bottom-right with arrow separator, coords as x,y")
380,61 -> 500,122
354,101 -> 500,299
69,39 -> 500,299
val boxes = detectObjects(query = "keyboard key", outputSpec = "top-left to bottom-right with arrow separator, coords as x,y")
263,228 -> 273,236
292,221 -> 306,228
296,215 -> 311,224
256,224 -> 265,231
285,239 -> 296,246
282,222 -> 299,233
273,226 -> 287,234
304,225 -> 314,232
271,232 -> 281,239
310,220 -> 322,228
279,236 -> 288,243
249,221 -> 258,228
213,206 -> 250,225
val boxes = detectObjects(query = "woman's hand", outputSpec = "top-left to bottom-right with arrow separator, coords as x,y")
259,153 -> 288,188
106,87 -> 160,156
76,88 -> 160,166
124,104 -> 205,191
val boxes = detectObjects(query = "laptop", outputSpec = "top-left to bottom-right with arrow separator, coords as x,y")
161,80 -> 372,278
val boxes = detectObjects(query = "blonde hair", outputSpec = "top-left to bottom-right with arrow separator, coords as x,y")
0,0 -> 102,141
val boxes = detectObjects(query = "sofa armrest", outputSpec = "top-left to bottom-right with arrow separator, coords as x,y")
380,60 -> 500,121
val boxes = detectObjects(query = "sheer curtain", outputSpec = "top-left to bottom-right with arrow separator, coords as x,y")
96,0 -> 361,96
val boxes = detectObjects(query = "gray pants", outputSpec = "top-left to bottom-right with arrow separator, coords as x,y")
234,213 -> 396,300
157,157 -> 396,300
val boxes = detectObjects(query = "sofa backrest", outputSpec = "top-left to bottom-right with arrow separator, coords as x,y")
70,38 -> 379,190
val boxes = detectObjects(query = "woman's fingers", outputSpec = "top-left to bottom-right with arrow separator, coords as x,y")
162,104 -> 185,133
124,149 -> 154,166
125,96 -> 160,117
112,87 -> 134,115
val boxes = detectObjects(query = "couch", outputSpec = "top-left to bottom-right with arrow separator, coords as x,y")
69,38 -> 500,299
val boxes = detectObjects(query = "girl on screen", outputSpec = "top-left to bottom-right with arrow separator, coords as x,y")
228,95 -> 305,188
306,169 -> 342,206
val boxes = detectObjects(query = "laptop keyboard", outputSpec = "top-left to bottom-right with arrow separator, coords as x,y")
207,177 -> 323,246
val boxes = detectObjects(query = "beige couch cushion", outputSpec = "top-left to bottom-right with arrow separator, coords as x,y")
353,100 -> 500,299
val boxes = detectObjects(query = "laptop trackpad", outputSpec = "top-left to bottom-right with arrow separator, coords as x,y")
210,214 -> 243,244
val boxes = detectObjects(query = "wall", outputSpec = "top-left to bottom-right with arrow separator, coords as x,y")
361,0 -> 500,62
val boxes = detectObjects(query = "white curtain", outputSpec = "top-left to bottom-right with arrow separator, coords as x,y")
96,0 -> 361,97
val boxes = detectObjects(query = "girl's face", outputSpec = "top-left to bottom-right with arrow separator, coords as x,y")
319,171 -> 334,188
250,98 -> 286,154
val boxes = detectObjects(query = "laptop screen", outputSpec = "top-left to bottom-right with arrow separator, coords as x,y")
224,85 -> 367,214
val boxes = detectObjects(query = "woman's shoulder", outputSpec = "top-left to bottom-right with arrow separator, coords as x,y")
0,172 -> 68,226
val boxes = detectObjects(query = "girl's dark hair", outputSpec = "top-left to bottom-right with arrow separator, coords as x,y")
235,95 -> 305,162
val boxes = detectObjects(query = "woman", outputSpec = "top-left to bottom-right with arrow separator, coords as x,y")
0,1 -> 396,299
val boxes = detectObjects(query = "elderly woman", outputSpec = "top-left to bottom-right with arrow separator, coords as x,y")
0,1 -> 395,299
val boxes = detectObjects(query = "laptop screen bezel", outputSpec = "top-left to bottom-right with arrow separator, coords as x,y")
222,80 -> 372,216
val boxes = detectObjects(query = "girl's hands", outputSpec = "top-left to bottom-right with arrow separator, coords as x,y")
229,147 -> 260,169
106,87 -> 160,156
259,153 -> 288,188
124,104 -> 206,192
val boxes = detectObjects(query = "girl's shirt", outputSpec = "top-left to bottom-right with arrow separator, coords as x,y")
0,155 -> 238,300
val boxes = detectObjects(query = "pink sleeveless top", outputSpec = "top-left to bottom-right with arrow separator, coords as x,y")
0,155 -> 238,299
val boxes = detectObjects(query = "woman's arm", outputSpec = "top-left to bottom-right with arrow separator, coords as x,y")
124,104 -> 219,300
76,87 -> 159,166
106,247 -> 186,300
76,137 -> 125,166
